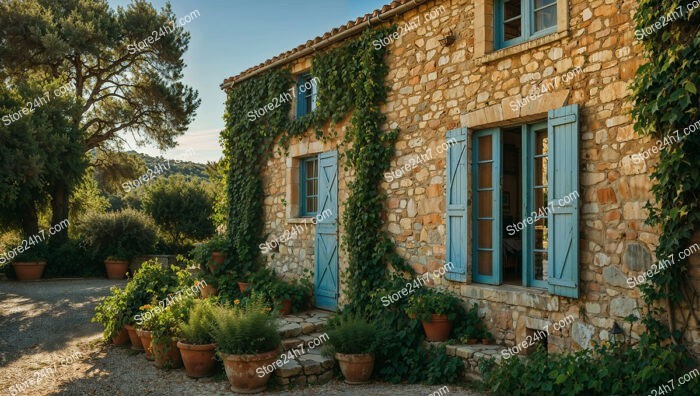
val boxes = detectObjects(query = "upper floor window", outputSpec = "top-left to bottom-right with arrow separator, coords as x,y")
495,0 -> 557,49
296,73 -> 318,118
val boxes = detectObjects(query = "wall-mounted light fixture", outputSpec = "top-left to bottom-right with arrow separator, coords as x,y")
439,29 -> 456,47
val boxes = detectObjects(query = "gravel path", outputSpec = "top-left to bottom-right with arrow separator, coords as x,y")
0,279 -> 483,396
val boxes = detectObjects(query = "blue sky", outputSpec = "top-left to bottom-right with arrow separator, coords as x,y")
108,0 -> 388,163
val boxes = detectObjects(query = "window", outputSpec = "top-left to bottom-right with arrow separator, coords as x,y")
296,73 -> 318,117
300,157 -> 318,216
445,104 -> 580,298
495,0 -> 557,49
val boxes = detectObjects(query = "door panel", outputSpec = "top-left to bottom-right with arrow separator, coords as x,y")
314,151 -> 338,310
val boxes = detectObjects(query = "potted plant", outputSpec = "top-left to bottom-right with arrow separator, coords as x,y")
482,331 -> 494,345
264,278 -> 311,315
80,209 -> 157,280
92,286 -> 131,346
325,317 -> 380,384
11,240 -> 48,281
211,292 -> 280,393
177,300 -> 217,378
148,297 -> 192,369
193,236 -> 229,274
199,274 -> 218,298
136,305 -> 156,361
405,289 -> 461,342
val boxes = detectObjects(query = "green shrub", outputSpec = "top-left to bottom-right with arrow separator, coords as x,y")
45,238 -> 102,277
79,209 -> 157,260
404,288 -> 463,321
325,317 -> 381,355
480,341 -> 699,396
190,235 -> 230,274
250,270 -> 313,313
211,292 -> 280,355
139,295 -> 194,346
92,286 -> 130,340
179,299 -> 216,345
143,176 -> 215,252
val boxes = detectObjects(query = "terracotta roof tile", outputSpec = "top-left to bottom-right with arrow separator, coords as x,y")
220,0 -> 421,89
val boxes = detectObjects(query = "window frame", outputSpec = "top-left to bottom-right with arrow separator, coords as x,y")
523,121 -> 549,289
494,0 -> 558,49
296,72 -> 317,118
299,156 -> 319,217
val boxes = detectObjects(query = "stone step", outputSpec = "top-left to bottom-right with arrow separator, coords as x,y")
273,348 -> 335,389
281,332 -> 328,351
443,343 -> 506,381
276,309 -> 329,339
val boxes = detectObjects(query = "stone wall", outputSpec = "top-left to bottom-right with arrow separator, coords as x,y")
255,0 -> 699,355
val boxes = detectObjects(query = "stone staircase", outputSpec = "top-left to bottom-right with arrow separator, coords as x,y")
424,341 -> 505,381
273,310 -> 335,389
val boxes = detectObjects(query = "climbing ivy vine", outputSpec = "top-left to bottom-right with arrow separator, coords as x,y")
221,27 -> 409,300
631,0 -> 700,344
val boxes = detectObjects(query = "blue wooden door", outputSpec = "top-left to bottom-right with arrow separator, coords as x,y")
446,128 -> 468,281
314,151 -> 338,310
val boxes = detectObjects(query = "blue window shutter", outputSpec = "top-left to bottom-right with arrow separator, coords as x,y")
296,75 -> 306,117
446,128 -> 468,282
547,104 -> 580,298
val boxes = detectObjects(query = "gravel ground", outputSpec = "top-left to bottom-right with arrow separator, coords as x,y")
0,279 -> 483,396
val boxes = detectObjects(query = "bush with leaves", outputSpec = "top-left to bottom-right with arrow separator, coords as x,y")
179,299 -> 216,345
79,209 -> 157,260
211,292 -> 280,356
92,286 -> 130,341
325,317 -> 382,355
139,295 -> 194,347
143,176 -> 215,253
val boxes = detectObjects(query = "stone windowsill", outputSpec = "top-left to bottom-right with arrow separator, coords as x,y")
473,30 -> 569,66
458,281 -> 559,311
286,217 -> 316,224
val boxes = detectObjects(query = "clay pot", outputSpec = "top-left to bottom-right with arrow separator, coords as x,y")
200,284 -> 218,298
420,314 -> 453,342
222,350 -> 278,394
467,338 -> 478,345
238,282 -> 249,292
177,341 -> 217,378
335,353 -> 374,384
136,329 -> 154,360
482,339 -> 491,345
12,261 -> 46,281
152,339 -> 183,369
209,252 -> 226,273
277,299 -> 292,316
123,324 -> 144,351
112,328 -> 130,346
104,259 -> 129,280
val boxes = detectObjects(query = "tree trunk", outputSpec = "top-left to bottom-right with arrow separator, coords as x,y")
20,205 -> 39,240
51,183 -> 70,243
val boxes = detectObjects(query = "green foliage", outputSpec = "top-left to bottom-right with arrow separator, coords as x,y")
69,172 -> 110,225
481,341 -> 698,396
631,0 -> 700,343
422,345 -> 464,385
44,238 -> 102,277
79,208 -> 157,260
249,268 -> 313,312
143,176 -> 215,252
92,286 -> 130,341
139,295 -> 194,346
179,299 -> 216,345
13,239 -> 48,262
211,292 -> 280,355
404,288 -> 463,322
325,317 -> 381,355
454,303 -> 490,341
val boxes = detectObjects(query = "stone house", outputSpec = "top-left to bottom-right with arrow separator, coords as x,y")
221,0 -> 699,355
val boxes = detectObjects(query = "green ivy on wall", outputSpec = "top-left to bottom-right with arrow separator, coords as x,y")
631,0 -> 700,344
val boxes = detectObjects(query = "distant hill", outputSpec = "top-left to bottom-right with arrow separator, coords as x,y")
126,150 -> 210,181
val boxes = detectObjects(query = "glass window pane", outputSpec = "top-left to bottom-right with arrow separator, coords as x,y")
535,157 -> 548,186
478,163 -> 492,188
534,4 -> 557,32
534,218 -> 548,249
535,128 -> 548,155
534,252 -> 548,280
478,220 -> 492,248
478,135 -> 492,160
504,17 -> 521,41
307,180 -> 315,196
504,0 -> 522,19
478,251 -> 493,276
478,191 -> 492,217
307,197 -> 316,214
535,0 -> 556,8
534,187 -> 548,212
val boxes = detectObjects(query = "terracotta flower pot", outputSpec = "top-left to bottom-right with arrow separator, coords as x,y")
152,339 -> 183,369
12,261 -> 46,281
177,341 -> 217,378
482,338 -> 491,345
104,259 -> 129,280
238,282 -> 249,292
277,299 -> 292,316
467,338 -> 478,345
335,352 -> 374,384
420,314 -> 453,342
209,252 -> 226,273
200,284 -> 218,298
112,327 -> 131,346
136,329 -> 155,360
123,324 -> 144,351
222,350 -> 278,394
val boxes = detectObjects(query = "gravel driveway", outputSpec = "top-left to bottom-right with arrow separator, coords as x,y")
0,279 -> 482,396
